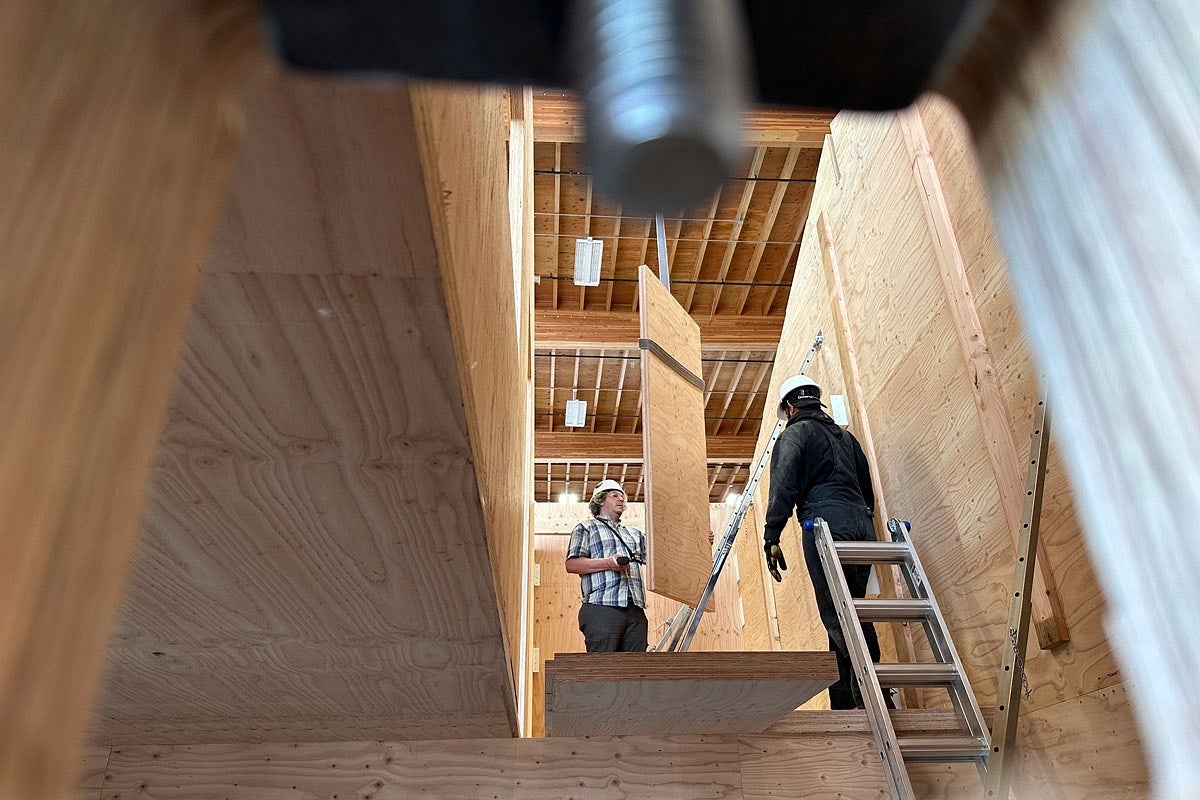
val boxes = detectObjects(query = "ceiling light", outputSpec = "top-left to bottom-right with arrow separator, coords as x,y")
565,397 -> 587,427
724,491 -> 742,504
573,237 -> 603,286
558,492 -> 579,504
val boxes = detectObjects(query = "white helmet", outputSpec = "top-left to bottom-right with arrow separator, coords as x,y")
592,479 -> 625,498
777,374 -> 821,420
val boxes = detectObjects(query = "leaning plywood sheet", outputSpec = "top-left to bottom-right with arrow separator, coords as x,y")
638,265 -> 713,608
543,652 -> 836,736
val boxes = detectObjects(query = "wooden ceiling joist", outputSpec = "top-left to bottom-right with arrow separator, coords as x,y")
532,92 -> 834,147
535,432 -> 753,464
536,309 -> 783,351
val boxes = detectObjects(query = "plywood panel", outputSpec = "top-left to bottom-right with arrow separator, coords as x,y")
0,4 -> 258,797
738,735 -> 889,799
1013,681 -> 1148,799
411,81 -> 528,717
639,265 -> 715,607
741,101 -> 1148,796
544,652 -> 836,736
93,76 -> 518,743
79,745 -> 110,792
100,736 -> 744,800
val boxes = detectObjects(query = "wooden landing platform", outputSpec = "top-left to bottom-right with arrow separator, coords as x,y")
544,651 -> 837,736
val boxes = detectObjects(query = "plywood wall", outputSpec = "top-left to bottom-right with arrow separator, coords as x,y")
90,78 -> 521,745
410,83 -> 532,708
737,94 -> 1148,795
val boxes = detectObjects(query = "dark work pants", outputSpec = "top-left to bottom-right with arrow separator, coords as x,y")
801,516 -> 882,709
578,603 -> 648,652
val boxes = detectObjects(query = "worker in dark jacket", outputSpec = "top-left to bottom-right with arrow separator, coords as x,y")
763,374 -> 883,709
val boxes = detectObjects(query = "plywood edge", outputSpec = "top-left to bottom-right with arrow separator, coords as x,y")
408,81 -> 521,734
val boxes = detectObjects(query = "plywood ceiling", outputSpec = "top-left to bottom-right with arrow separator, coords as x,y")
531,91 -> 828,502
91,76 -> 515,744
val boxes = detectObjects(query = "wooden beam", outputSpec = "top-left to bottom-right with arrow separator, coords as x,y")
705,147 -> 766,317
897,107 -> 1069,649
0,3 -> 258,797
735,146 -> 801,315
533,94 -> 834,147
535,432 -> 754,464
536,309 -> 783,351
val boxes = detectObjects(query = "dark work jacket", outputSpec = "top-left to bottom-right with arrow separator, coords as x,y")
763,403 -> 875,544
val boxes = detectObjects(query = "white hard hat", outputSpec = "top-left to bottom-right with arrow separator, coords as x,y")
777,374 -> 821,420
593,479 -> 625,497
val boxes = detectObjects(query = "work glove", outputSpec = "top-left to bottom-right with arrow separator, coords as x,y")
764,542 -> 788,582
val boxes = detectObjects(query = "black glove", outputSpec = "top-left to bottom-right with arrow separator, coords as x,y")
764,541 -> 788,582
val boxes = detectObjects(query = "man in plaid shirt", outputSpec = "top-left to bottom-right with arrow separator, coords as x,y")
565,479 -> 649,652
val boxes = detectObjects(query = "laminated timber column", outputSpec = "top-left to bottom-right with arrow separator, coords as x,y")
0,2 -> 258,798
945,0 -> 1200,794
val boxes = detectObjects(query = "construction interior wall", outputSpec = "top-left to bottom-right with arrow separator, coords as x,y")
731,95 -> 1149,796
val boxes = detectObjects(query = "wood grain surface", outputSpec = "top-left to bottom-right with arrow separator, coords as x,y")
742,94 -> 1147,794
544,652 -> 835,736
0,2 -> 259,797
91,77 -> 516,743
638,265 -> 717,608
410,81 -> 528,724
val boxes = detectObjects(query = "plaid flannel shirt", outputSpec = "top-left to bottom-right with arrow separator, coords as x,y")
566,516 -> 647,609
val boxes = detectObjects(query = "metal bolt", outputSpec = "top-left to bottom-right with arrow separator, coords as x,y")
569,0 -> 751,213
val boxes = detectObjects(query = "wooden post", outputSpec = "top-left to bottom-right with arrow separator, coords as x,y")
897,108 -> 1070,649
0,3 -> 258,797
945,0 -> 1200,794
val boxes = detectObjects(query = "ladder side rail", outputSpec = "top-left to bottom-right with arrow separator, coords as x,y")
652,605 -> 693,652
985,393 -> 1052,798
815,519 -> 916,800
890,519 -> 991,746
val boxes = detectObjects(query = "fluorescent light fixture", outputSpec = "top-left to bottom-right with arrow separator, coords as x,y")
557,492 -> 579,504
564,398 -> 587,427
724,491 -> 742,504
573,237 -> 603,286
830,394 -> 850,426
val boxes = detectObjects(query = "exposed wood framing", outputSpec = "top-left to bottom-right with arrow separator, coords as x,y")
705,147 -> 766,317
535,432 -> 754,464
533,91 -> 834,147
536,310 -> 783,351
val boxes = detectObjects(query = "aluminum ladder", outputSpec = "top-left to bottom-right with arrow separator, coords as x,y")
813,516 -> 991,800
651,330 -> 824,653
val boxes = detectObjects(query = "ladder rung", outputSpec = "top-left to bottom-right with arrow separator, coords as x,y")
897,736 -> 990,762
873,662 -> 960,687
833,540 -> 911,564
853,597 -> 933,621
